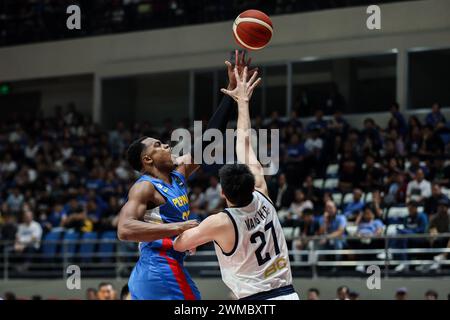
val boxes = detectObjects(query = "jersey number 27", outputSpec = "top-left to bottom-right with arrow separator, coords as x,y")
250,221 -> 280,266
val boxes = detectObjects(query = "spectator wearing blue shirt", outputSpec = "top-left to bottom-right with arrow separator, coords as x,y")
389,103 -> 407,136
307,109 -> 328,133
392,201 -> 429,272
342,189 -> 365,221
425,103 -> 446,127
318,200 -> 347,264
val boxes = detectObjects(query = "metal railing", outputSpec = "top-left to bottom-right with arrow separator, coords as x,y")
1,233 -> 449,280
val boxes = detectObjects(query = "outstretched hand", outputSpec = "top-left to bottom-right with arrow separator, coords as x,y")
225,49 -> 258,90
221,66 -> 261,103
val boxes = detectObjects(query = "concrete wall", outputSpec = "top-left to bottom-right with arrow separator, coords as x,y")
1,277 -> 449,300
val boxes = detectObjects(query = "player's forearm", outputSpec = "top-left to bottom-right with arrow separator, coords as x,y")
236,100 -> 253,164
118,219 -> 182,242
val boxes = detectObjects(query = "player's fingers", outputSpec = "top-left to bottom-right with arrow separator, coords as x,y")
235,49 -> 238,66
242,66 -> 248,83
221,88 -> 232,96
247,57 -> 252,67
225,60 -> 232,70
247,70 -> 258,86
248,77 -> 262,92
234,66 -> 240,82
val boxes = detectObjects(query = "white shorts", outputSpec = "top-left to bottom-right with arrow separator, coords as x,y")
268,292 -> 300,300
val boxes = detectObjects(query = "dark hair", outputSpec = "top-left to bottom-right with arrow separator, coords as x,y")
308,288 -> 320,295
425,289 -> 438,299
337,285 -> 349,293
120,284 -> 130,300
219,164 -> 255,207
98,282 -> 114,290
303,208 -> 314,216
127,137 -> 147,172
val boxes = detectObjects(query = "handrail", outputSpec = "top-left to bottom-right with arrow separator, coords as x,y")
1,233 -> 449,280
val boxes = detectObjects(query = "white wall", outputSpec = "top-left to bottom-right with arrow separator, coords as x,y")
0,0 -> 449,81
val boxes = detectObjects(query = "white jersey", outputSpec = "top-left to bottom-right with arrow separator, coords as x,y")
214,191 -> 294,300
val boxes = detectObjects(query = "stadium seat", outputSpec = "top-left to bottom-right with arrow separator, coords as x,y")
386,207 -> 409,224
442,187 -> 450,199
323,178 -> 338,190
364,192 -> 373,202
61,231 -> 80,259
79,232 -> 98,262
342,193 -> 354,205
313,178 -> 324,189
97,231 -> 117,262
345,225 -> 358,236
326,164 -> 339,177
282,227 -> 300,241
41,230 -> 63,259
331,193 -> 343,207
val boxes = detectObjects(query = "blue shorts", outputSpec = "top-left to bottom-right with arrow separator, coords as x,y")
128,249 -> 201,300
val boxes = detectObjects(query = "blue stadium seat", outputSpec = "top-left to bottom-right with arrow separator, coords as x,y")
97,231 -> 117,262
61,231 -> 80,259
41,230 -> 63,259
79,232 -> 98,262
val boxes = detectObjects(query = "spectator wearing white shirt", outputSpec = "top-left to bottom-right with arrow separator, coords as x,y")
204,176 -> 222,211
6,188 -> 24,214
406,169 -> 432,204
14,209 -> 43,269
289,189 -> 313,218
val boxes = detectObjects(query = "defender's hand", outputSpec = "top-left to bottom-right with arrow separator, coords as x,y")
221,66 -> 261,103
225,49 -> 258,90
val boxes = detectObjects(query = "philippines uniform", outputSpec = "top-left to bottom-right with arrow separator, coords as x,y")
128,171 -> 201,300
215,190 -> 299,300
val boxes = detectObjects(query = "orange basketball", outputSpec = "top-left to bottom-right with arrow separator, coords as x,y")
233,10 -> 273,51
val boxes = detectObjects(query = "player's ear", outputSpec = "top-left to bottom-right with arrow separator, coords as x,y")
142,154 -> 153,166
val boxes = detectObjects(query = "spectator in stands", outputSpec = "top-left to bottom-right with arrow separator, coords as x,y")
430,156 -> 450,187
97,282 -> 117,300
86,288 -> 97,300
62,198 -> 90,232
425,183 -> 449,217
204,175 -> 222,211
389,102 -> 407,136
0,211 -> 18,243
292,208 -> 320,261
6,187 -> 25,214
429,199 -> 449,249
406,169 -> 432,205
289,189 -> 314,218
2,292 -> 16,300
360,154 -> 384,191
307,109 -> 327,133
336,286 -> 349,300
14,209 -> 43,270
424,290 -> 438,300
318,200 -> 347,264
307,288 -> 320,300
391,201 -> 429,272
269,173 -> 295,210
120,284 -> 131,300
395,287 -> 408,300
302,176 -> 322,209
425,103 -> 446,127
349,291 -> 360,300
342,188 -> 365,221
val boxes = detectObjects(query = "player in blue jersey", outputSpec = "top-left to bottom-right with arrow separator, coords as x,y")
117,51 -> 256,300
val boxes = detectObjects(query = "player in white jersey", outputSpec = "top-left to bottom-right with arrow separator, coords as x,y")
174,66 -> 299,300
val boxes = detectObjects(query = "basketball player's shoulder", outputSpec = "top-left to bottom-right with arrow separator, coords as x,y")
207,211 -> 233,227
129,179 -> 156,201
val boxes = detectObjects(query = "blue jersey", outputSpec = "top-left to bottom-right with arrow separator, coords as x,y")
128,170 -> 201,300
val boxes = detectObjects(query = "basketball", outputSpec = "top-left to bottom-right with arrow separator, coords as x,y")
233,9 -> 273,51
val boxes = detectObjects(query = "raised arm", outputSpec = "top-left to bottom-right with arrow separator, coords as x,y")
221,67 -> 267,196
176,51 -> 257,179
117,181 -> 198,242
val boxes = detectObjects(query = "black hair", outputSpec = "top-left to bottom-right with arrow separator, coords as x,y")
120,284 -> 130,300
127,137 -> 148,172
303,208 -> 314,216
425,289 -> 438,299
219,164 -> 255,207
98,282 -> 114,290
308,288 -> 320,295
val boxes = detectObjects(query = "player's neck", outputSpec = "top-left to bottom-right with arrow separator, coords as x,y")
147,168 -> 172,184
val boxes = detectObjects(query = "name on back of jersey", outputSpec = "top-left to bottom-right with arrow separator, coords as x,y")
244,204 -> 271,231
